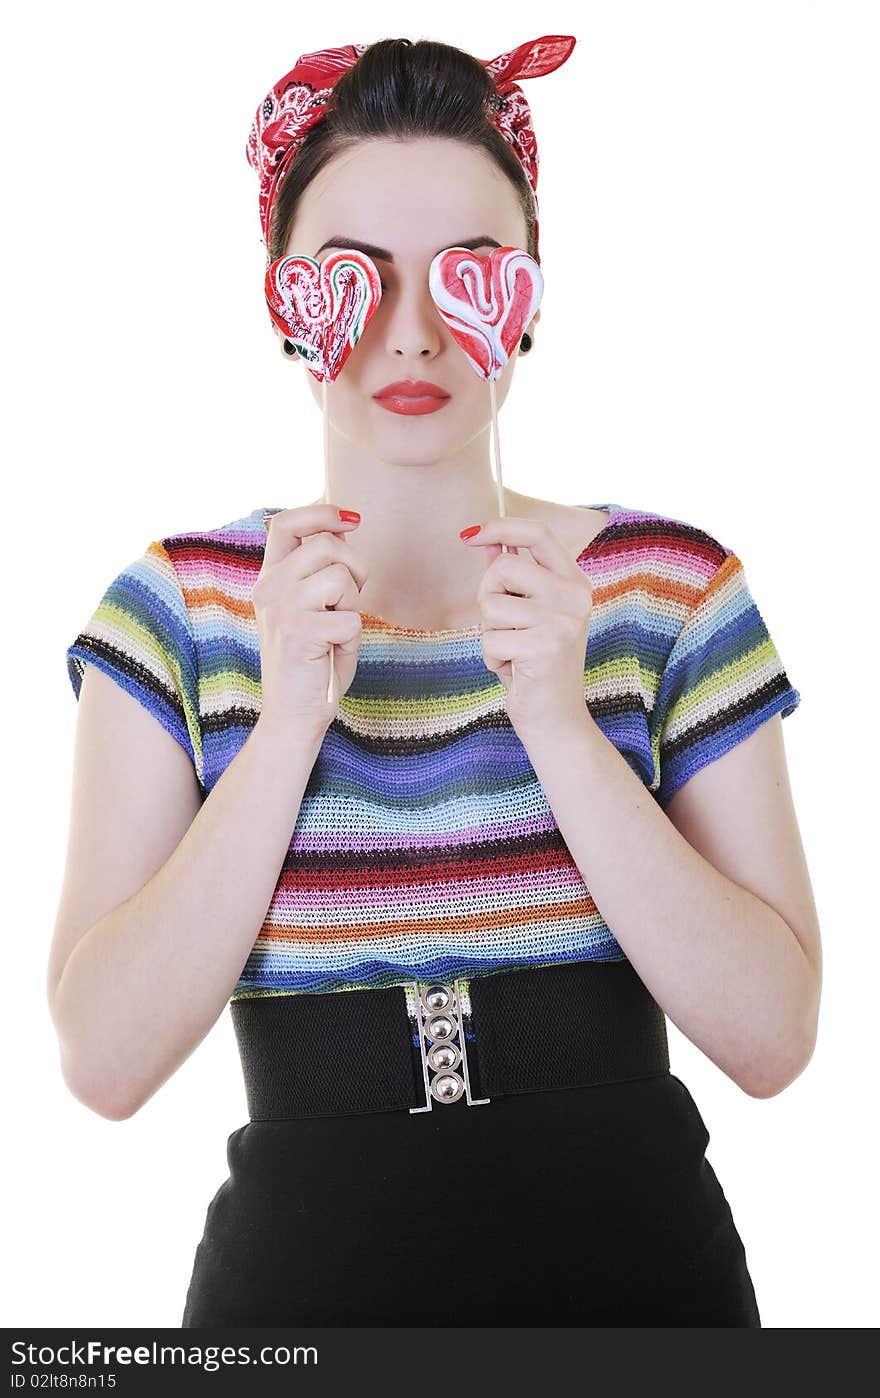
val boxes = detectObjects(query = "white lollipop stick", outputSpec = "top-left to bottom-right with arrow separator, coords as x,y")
429,246 -> 543,702
322,376 -> 336,706
488,377 -> 518,697
265,249 -> 383,708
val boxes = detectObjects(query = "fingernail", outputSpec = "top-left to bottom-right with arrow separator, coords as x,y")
338,509 -> 361,522
459,524 -> 482,539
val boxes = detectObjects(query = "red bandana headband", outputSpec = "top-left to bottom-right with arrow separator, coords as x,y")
245,34 -> 576,265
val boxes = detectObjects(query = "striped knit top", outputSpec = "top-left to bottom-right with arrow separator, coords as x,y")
65,502 -> 801,1000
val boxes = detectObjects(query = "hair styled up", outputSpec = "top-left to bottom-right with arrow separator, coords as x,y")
268,38 -> 538,266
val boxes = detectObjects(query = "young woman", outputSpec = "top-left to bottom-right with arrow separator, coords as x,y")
49,36 -> 822,1328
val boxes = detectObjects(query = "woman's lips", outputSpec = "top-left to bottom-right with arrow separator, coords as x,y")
375,393 -> 450,415
373,380 -> 451,416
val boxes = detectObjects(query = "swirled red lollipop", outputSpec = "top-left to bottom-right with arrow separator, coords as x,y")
429,246 -> 545,694
428,245 -> 544,382
265,249 -> 382,382
265,248 -> 383,702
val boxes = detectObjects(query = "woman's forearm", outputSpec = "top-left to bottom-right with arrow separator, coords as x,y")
520,711 -> 819,1098
51,715 -> 328,1119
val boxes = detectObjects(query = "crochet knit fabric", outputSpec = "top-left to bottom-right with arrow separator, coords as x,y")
65,502 -> 801,999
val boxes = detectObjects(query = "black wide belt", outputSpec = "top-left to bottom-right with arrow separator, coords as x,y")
230,958 -> 670,1121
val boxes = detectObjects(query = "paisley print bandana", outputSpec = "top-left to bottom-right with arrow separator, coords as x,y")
245,35 -> 576,264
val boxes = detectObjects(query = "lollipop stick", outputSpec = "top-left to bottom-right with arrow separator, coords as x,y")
489,377 -> 518,696
322,376 -> 337,705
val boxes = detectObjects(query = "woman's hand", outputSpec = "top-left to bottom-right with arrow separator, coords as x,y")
253,503 -> 367,737
460,516 -> 594,740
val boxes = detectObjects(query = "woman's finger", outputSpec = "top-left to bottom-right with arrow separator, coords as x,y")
461,517 -> 570,577
262,503 -> 361,571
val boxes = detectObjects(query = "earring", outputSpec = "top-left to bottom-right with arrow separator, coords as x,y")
520,332 -> 533,353
282,338 -> 298,356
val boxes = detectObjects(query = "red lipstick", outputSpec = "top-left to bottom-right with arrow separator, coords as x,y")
373,378 -> 451,416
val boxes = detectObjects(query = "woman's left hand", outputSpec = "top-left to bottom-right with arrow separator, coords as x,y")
460,516 -> 595,740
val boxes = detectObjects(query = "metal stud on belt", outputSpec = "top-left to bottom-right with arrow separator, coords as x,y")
406,979 -> 491,1112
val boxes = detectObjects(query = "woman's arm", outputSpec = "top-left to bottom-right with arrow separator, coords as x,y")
48,665 -> 328,1119
520,708 -> 822,1098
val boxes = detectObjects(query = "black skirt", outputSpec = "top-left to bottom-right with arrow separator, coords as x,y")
181,1068 -> 761,1327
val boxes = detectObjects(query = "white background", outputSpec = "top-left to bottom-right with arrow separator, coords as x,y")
4,0 -> 877,1329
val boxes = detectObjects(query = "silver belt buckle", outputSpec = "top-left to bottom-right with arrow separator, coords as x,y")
405,978 -> 491,1112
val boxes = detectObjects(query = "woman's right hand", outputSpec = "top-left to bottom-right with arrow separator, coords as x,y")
252,504 -> 368,736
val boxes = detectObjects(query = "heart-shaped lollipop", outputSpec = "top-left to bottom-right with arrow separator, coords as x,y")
264,249 -> 383,382
428,246 -> 544,381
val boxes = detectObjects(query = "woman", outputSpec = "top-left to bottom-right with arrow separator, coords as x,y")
50,36 -> 822,1327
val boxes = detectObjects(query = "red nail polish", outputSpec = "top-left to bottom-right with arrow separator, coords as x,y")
460,524 -> 482,539
338,509 -> 361,522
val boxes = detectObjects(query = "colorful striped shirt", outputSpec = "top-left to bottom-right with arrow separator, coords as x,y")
65,502 -> 801,999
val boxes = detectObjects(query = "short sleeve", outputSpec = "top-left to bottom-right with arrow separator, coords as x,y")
649,550 -> 801,808
65,540 -> 204,786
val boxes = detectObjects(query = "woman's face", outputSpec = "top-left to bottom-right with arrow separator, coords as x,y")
282,136 -> 539,468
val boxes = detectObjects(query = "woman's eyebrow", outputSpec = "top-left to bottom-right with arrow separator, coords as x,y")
313,235 -> 503,261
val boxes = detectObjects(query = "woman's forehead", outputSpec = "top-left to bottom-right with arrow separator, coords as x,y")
292,140 -> 526,255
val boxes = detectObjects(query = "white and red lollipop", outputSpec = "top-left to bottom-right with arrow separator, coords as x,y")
429,246 -> 545,692
265,249 -> 382,382
428,245 -> 544,382
265,248 -> 383,701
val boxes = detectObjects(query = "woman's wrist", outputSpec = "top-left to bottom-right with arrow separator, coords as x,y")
252,708 -> 331,757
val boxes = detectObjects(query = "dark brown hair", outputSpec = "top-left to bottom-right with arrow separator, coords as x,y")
268,38 -> 537,265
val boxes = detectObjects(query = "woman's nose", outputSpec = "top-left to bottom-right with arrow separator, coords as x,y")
383,280 -> 443,358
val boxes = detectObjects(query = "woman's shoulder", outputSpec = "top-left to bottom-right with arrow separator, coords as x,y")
598,502 -> 734,566
157,505 -> 276,553
560,503 -> 738,606
136,508 -> 274,630
517,492 -> 735,577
